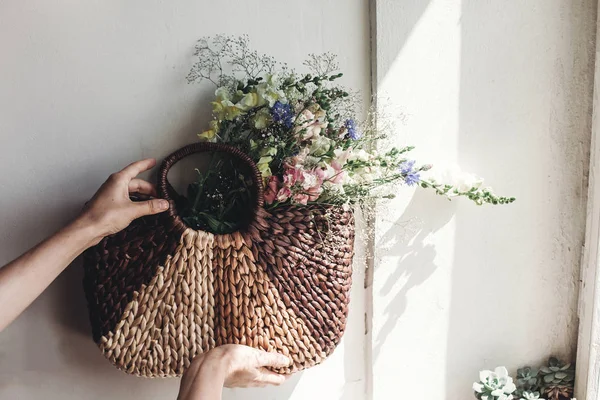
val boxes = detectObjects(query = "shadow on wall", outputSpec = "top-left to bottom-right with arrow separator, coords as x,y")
373,190 -> 456,362
369,0 -> 438,365
374,0 -> 433,80
445,0 -> 595,397
373,1 -> 595,398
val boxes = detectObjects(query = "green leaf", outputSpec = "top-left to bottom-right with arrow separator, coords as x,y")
554,372 -> 567,380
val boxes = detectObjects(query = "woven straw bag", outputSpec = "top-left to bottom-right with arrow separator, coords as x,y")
83,143 -> 355,377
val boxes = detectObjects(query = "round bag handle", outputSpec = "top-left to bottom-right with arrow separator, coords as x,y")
157,142 -> 265,230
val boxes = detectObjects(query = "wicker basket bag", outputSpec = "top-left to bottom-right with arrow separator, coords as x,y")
83,143 -> 355,377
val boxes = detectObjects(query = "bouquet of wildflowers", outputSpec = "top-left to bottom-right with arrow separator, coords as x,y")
184,35 -> 513,231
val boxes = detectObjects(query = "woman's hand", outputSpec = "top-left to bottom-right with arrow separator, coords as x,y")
178,345 -> 292,400
0,158 -> 170,332
78,158 -> 169,244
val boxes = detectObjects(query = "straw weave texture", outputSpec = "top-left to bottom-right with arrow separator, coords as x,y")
83,143 -> 355,377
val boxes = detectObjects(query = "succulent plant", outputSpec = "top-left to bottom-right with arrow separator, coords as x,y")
516,367 -> 541,396
473,366 -> 517,400
539,357 -> 575,400
519,391 -> 543,400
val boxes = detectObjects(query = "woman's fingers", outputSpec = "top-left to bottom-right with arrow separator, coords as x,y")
253,368 -> 287,386
132,199 -> 169,219
120,158 -> 157,180
129,178 -> 157,197
254,350 -> 292,368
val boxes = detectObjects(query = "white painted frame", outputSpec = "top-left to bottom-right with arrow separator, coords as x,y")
575,5 -> 600,399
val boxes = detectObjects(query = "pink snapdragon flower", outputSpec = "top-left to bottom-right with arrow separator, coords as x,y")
300,168 -> 324,202
330,161 -> 346,184
264,175 -> 280,204
283,165 -> 304,186
306,185 -> 322,202
293,193 -> 310,205
278,163 -> 328,205
301,170 -> 320,190
315,166 -> 329,182
314,162 -> 346,185
276,186 -> 292,202
294,109 -> 327,140
286,147 -> 310,167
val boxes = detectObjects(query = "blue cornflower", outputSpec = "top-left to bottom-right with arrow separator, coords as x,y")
404,172 -> 421,186
271,101 -> 294,129
345,119 -> 361,140
399,160 -> 415,174
399,160 -> 420,186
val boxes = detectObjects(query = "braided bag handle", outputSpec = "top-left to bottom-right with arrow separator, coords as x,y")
157,142 -> 265,231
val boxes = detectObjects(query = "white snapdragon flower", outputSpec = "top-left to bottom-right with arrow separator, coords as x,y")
351,167 -> 380,183
302,171 -> 319,189
429,164 -> 484,193
236,91 -> 260,111
310,136 -> 333,156
322,181 -> 345,196
333,148 -> 352,165
215,87 -> 231,102
304,156 -> 322,168
456,172 -> 484,192
348,149 -> 370,162
253,108 -> 271,129
211,87 -> 243,121
256,74 -> 286,107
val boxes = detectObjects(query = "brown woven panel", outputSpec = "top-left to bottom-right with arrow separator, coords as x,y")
255,206 -> 354,358
83,211 -> 185,342
82,143 -> 356,377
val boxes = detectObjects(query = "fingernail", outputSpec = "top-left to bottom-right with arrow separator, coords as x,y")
159,200 -> 169,209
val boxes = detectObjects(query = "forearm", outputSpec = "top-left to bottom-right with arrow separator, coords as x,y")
178,355 -> 227,400
0,217 -> 100,332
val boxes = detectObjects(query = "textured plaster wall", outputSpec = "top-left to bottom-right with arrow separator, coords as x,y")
0,1 -> 370,399
372,1 -> 596,399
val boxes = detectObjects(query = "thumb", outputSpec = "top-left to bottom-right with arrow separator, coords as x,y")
133,199 -> 170,218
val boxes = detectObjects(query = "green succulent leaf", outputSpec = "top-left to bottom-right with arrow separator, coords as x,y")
548,357 -> 560,368
554,372 -> 567,380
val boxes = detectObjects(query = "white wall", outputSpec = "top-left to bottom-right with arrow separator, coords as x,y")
0,1 -> 370,399
372,1 -> 596,399
2,1 -> 597,399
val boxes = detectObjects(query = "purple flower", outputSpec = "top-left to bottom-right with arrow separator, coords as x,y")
399,160 -> 415,175
399,160 -> 420,186
271,101 -> 294,129
404,172 -> 421,186
345,119 -> 361,140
